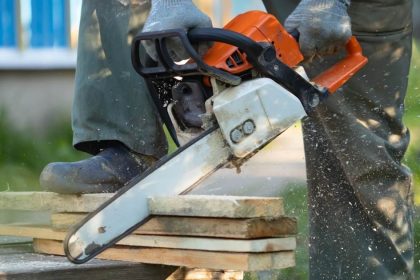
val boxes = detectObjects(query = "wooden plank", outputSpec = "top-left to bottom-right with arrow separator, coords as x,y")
0,243 -> 33,255
0,226 -> 65,241
148,195 -> 284,218
0,210 -> 50,225
51,213 -> 297,238
118,236 -> 296,253
0,193 -> 283,218
0,225 -> 296,252
51,213 -> 83,229
0,236 -> 32,245
0,253 -> 177,280
33,239 -> 296,271
167,267 -> 243,280
0,192 -> 112,212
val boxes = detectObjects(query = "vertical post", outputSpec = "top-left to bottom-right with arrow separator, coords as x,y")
0,0 -> 18,47
64,0 -> 71,48
30,0 -> 69,48
15,0 -> 23,50
52,0 -> 68,47
30,0 -> 49,47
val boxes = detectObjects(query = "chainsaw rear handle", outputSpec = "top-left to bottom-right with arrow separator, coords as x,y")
312,37 -> 367,93
289,30 -> 367,94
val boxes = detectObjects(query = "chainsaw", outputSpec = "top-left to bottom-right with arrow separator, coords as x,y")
64,10 -> 367,264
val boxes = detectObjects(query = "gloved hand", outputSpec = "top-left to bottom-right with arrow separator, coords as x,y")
142,0 -> 212,61
285,0 -> 352,59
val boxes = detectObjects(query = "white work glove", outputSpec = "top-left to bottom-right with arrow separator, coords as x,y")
285,0 -> 352,59
142,0 -> 212,61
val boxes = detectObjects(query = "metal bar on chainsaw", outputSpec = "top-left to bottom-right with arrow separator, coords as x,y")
64,128 -> 231,264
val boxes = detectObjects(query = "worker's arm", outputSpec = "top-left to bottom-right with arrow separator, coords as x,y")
142,0 -> 212,61
285,0 -> 352,59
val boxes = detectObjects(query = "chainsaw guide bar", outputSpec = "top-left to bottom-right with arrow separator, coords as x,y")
65,127 -> 231,263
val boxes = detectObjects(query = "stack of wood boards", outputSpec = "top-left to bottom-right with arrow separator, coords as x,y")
0,192 -> 297,271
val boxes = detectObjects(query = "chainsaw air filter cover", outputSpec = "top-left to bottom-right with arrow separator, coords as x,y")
213,78 -> 306,158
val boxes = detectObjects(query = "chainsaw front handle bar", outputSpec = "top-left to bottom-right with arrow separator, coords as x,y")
131,28 -> 242,85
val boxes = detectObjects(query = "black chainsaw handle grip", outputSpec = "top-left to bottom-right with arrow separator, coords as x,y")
188,28 -> 265,59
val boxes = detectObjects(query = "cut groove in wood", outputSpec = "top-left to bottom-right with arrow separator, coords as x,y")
0,225 -> 296,252
33,239 -> 296,271
51,213 -> 297,239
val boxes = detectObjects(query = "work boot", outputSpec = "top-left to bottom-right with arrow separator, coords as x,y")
40,143 -> 156,194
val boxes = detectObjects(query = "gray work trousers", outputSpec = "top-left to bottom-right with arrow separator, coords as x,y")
264,0 -> 414,279
72,0 -> 167,158
73,0 -> 414,278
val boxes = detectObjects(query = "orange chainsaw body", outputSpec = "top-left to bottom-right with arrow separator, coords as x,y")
203,11 -> 304,74
203,10 -> 367,94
